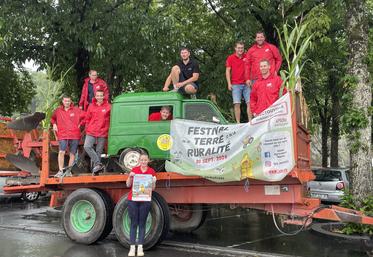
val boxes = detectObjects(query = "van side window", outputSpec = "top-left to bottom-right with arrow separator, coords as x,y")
184,103 -> 220,123
148,106 -> 173,121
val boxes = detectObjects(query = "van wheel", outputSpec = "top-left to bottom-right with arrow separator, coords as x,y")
62,188 -> 109,244
113,192 -> 169,250
119,148 -> 141,173
169,204 -> 207,233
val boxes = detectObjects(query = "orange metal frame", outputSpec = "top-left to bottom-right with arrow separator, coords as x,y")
3,97 -> 373,226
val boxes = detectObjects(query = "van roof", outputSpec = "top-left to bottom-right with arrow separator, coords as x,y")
113,91 -> 185,103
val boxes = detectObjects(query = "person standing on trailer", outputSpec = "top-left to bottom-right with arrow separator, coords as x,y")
226,41 -> 252,123
245,32 -> 282,87
79,70 -> 110,111
126,153 -> 157,257
51,95 -> 85,177
83,89 -> 111,175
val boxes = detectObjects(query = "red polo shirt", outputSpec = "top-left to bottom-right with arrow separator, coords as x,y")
226,53 -> 246,84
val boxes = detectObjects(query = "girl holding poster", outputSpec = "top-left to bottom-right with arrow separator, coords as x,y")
126,153 -> 156,257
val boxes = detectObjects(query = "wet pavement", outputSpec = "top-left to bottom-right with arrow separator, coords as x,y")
0,196 -> 370,257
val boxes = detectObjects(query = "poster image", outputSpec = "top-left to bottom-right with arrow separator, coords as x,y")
132,174 -> 153,201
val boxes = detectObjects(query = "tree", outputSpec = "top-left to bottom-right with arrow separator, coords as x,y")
345,0 -> 373,206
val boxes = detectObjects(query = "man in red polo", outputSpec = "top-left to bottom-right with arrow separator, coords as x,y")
250,59 -> 286,117
79,70 -> 110,111
51,95 -> 85,177
245,32 -> 282,86
226,41 -> 252,123
83,89 -> 111,175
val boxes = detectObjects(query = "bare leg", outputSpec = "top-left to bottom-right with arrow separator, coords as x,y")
246,103 -> 252,122
234,104 -> 241,123
170,66 -> 180,87
68,153 -> 76,167
58,151 -> 65,171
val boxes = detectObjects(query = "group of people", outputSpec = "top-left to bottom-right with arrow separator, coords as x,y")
226,31 -> 285,123
161,31 -> 286,124
51,70 -> 111,177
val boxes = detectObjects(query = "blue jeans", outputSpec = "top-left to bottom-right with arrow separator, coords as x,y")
232,84 -> 250,104
128,200 -> 152,244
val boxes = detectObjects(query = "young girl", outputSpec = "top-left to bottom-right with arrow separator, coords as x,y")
126,153 -> 156,256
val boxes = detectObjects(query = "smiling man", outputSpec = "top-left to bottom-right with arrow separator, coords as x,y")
250,59 -> 286,117
163,47 -> 200,96
245,32 -> 282,87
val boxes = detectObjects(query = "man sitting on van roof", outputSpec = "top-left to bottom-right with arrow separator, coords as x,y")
149,106 -> 173,121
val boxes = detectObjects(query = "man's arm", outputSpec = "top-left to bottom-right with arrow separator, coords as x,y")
51,110 -> 58,132
102,80 -> 110,102
176,73 -> 199,87
245,51 -> 252,86
271,45 -> 282,74
250,86 -> 258,116
226,67 -> 232,91
79,82 -> 86,109
163,75 -> 172,91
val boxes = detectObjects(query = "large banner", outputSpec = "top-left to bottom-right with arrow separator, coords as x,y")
165,93 -> 295,182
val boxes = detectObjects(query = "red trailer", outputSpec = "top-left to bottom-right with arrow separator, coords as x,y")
3,94 -> 373,250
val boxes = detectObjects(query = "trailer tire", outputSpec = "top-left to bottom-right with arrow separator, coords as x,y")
22,192 -> 40,202
62,188 -> 108,244
169,204 -> 207,233
93,189 -> 114,241
113,192 -> 169,250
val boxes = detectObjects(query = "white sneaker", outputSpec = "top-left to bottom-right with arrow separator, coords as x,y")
128,245 -> 135,256
54,170 -> 64,178
137,245 -> 144,256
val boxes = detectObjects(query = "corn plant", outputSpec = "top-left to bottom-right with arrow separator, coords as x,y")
35,64 -> 73,130
276,21 -> 314,94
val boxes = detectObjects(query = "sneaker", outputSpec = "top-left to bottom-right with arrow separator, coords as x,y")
128,245 -> 135,257
54,170 -> 64,178
63,169 -> 73,177
137,245 -> 144,256
190,94 -> 197,99
92,163 -> 103,176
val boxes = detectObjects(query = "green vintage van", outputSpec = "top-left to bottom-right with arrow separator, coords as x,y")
108,91 -> 228,172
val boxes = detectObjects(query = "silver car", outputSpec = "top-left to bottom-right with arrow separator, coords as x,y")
307,167 -> 350,203
0,176 -> 41,202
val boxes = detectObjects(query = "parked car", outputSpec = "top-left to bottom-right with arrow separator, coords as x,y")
0,176 -> 41,202
307,167 -> 350,203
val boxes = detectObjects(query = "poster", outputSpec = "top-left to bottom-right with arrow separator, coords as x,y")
165,93 -> 295,182
132,174 -> 153,201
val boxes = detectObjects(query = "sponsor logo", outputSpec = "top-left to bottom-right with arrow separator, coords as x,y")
265,161 -> 272,167
70,113 -> 75,117
265,48 -> 270,52
267,82 -> 273,87
102,109 -> 106,112
264,152 -> 271,158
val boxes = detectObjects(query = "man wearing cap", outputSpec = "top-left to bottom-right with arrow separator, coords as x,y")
79,70 -> 110,111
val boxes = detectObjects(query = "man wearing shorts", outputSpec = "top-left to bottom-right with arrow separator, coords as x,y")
51,95 -> 85,177
226,41 -> 252,123
163,47 -> 200,97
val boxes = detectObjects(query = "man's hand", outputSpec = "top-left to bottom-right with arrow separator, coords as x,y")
53,124 -> 58,132
228,83 -> 232,91
129,172 -> 135,178
246,80 -> 252,87
175,82 -> 183,88
79,106 -> 83,110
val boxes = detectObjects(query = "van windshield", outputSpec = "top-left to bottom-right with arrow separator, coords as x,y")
312,169 -> 342,182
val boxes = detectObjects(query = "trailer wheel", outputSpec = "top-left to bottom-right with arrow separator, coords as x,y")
93,189 -> 114,241
119,148 -> 141,173
169,204 -> 207,233
113,192 -> 169,250
22,192 -> 40,202
62,188 -> 108,244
